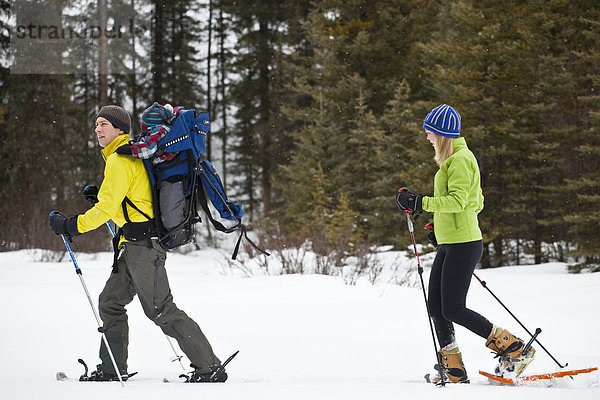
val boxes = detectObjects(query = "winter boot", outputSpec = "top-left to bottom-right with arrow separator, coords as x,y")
185,364 -> 228,383
428,346 -> 469,384
486,326 -> 535,377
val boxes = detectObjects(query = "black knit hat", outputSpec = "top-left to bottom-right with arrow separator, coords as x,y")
96,105 -> 131,134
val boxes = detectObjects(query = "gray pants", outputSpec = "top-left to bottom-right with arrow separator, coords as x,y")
98,240 -> 220,374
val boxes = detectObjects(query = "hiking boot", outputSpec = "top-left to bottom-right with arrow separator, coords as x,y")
185,365 -> 228,383
429,347 -> 469,384
486,327 -> 535,377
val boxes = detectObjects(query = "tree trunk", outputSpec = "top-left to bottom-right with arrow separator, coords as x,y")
206,0 -> 213,160
130,0 -> 138,130
152,0 -> 166,101
257,17 -> 271,217
99,0 -> 108,105
218,8 -> 227,189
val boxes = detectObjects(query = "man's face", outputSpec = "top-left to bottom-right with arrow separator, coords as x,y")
95,117 -> 123,148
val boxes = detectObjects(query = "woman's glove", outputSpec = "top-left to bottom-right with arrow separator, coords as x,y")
395,187 -> 423,213
424,222 -> 437,248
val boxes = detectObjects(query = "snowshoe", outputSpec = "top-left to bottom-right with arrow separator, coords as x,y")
78,359 -> 137,382
181,351 -> 238,383
486,327 -> 535,377
182,364 -> 228,383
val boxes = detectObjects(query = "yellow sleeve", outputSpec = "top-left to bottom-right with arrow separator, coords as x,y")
77,154 -> 133,233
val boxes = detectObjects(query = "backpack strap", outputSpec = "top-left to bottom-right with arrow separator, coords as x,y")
111,227 -> 123,274
234,224 -> 271,260
196,176 -> 270,260
121,196 -> 155,248
122,196 -> 153,223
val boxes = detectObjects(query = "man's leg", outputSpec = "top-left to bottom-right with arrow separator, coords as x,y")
125,241 -> 221,374
98,248 -> 136,375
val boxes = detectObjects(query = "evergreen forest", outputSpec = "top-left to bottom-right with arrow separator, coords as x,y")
1,0 -> 599,271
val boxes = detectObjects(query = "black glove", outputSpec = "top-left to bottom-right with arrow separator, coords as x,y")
49,211 -> 81,237
395,188 -> 423,213
424,222 -> 437,248
83,185 -> 99,205
115,144 -> 132,155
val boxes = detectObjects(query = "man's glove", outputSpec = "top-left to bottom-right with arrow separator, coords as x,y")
115,144 -> 132,155
424,222 -> 437,248
49,211 -> 81,237
83,185 -> 99,205
395,187 -> 423,213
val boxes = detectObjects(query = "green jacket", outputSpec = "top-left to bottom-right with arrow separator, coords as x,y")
421,137 -> 484,244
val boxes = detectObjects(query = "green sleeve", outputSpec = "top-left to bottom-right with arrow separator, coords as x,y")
422,155 -> 474,213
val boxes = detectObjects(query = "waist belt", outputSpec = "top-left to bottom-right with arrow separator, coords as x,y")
111,220 -> 157,274
122,220 -> 158,242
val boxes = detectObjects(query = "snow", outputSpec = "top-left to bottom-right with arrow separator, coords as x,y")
1,248 -> 599,399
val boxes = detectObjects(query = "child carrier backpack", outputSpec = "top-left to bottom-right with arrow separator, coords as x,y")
130,102 -> 268,259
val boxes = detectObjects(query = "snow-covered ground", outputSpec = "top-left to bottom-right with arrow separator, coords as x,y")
1,247 -> 598,399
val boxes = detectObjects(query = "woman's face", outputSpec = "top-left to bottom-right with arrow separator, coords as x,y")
426,130 -> 436,148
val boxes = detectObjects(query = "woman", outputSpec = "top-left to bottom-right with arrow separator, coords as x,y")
395,104 -> 534,384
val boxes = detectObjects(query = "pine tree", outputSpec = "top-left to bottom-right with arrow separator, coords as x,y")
220,0 -> 310,219
278,0 -> 436,246
335,92 -> 389,244
279,113 -> 343,235
511,0 -> 577,264
220,0 -> 276,218
562,1 -> 600,270
213,4 -> 233,187
380,80 -> 432,248
150,0 -> 202,107
326,193 -> 361,255
420,0 -> 549,266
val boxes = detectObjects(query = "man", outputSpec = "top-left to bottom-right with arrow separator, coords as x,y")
49,105 -> 226,382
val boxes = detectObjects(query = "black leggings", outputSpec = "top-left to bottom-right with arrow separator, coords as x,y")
428,240 -> 493,348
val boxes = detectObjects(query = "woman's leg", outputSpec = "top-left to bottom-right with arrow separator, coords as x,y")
440,240 -> 493,339
428,246 -> 457,348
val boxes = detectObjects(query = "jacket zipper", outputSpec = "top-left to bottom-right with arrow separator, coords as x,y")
453,213 -> 458,230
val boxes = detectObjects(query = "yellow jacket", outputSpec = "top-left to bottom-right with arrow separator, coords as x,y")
77,134 -> 154,233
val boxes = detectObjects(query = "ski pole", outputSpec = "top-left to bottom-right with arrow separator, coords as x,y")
402,210 -> 446,386
52,216 -> 125,387
472,273 -> 568,369
165,336 -> 187,372
105,221 -> 116,237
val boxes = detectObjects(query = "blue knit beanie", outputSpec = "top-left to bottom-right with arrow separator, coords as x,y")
423,104 -> 461,138
140,102 -> 176,132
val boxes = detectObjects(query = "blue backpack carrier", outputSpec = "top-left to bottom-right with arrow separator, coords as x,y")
138,105 -> 267,259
